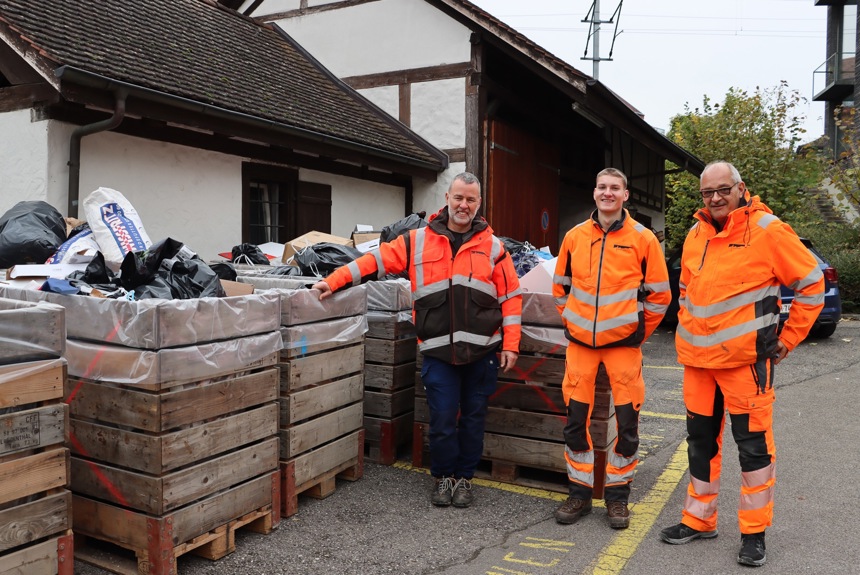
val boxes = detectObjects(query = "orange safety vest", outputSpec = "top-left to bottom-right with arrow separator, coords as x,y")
676,195 -> 825,368
324,208 -> 522,364
553,210 -> 670,348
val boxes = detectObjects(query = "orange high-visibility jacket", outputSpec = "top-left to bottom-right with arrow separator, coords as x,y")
553,210 -> 670,349
676,195 -> 825,368
323,208 -> 522,365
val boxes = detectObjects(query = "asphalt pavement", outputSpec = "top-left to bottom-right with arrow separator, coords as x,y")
74,317 -> 860,575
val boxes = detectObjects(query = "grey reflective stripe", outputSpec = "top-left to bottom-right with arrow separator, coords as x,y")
347,261 -> 362,286
417,330 -> 502,352
502,314 -> 521,327
595,311 -> 640,333
554,296 -> 568,306
499,287 -> 522,303
564,446 -> 593,486
413,279 -> 448,301
605,450 -> 637,484
644,300 -> 669,314
684,476 -> 720,520
789,266 -> 824,291
679,280 -> 687,291
633,222 -> 645,233
756,213 -> 778,229
562,307 -> 594,332
685,285 -> 780,318
740,463 -> 774,511
452,274 -> 497,298
571,285 -> 597,306
794,291 -> 825,306
676,313 -> 780,347
414,228 -> 427,289
645,280 -> 670,293
490,236 -> 502,270
553,274 -> 571,286
596,287 -> 639,306
373,249 -> 386,279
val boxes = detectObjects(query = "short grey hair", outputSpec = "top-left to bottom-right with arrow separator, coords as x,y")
702,160 -> 742,184
449,172 -> 481,191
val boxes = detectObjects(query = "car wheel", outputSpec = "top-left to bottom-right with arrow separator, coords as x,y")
809,323 -> 837,339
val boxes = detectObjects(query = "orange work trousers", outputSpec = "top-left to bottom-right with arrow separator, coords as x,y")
561,344 -> 645,502
680,359 -> 776,535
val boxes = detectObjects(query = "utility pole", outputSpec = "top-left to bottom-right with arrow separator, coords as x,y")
581,0 -> 624,80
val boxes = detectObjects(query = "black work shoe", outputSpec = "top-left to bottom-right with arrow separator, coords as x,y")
659,523 -> 718,545
431,477 -> 455,507
606,501 -> 630,529
452,478 -> 474,508
554,497 -> 593,524
738,532 -> 766,567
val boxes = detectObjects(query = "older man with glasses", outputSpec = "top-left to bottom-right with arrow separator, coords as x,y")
659,160 -> 825,567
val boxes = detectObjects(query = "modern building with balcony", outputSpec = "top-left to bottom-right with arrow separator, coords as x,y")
813,0 -> 858,157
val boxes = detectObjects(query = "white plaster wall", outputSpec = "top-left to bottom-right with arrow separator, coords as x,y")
0,110 -> 50,215
411,79 -> 466,150
358,86 -> 400,121
298,169 -> 404,236
75,132 -> 242,262
413,164 -> 465,218
273,0 -> 471,77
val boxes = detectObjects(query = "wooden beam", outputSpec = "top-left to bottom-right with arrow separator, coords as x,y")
343,62 -> 473,90
260,0 -> 382,20
0,83 -> 58,113
399,83 -> 411,127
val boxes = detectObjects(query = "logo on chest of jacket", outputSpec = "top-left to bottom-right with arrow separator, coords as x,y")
613,244 -> 633,250
727,243 -> 748,249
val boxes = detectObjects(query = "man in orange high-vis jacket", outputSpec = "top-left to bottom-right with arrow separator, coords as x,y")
659,161 -> 824,567
313,172 -> 522,509
552,167 -> 670,530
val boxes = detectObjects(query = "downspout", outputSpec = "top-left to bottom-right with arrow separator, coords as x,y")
67,89 -> 128,217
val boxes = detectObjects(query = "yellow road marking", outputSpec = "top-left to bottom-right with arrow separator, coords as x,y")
582,440 -> 689,575
643,365 -> 684,371
640,410 -> 686,420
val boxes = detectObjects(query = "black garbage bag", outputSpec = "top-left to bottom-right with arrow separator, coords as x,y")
0,201 -> 67,268
265,265 -> 304,277
210,262 -> 237,281
231,243 -> 270,265
120,238 -> 226,300
380,212 -> 426,243
293,242 -> 363,277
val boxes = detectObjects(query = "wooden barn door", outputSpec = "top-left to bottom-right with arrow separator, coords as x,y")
486,120 -> 560,254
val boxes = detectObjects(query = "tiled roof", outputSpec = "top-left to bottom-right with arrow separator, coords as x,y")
0,0 -> 445,168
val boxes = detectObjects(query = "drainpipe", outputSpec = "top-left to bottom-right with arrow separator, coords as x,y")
67,89 -> 127,217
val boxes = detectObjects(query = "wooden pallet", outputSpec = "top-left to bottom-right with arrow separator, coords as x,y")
0,530 -> 73,575
363,412 -> 413,465
281,429 -> 364,517
72,471 -> 279,575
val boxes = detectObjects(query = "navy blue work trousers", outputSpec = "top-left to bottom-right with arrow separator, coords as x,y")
421,353 -> 499,479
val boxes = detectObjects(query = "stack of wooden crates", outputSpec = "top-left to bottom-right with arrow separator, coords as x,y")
363,279 -> 415,464
0,298 -> 72,574
235,276 -> 367,517
0,285 -> 284,575
413,292 -> 616,496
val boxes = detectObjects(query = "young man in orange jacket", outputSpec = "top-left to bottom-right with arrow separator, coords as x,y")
659,161 -> 824,567
314,172 -> 522,508
552,168 -> 670,529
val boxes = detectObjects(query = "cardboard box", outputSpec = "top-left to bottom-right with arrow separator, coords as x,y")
518,257 -> 557,294
351,231 -> 381,247
281,231 -> 353,264
220,279 -> 254,296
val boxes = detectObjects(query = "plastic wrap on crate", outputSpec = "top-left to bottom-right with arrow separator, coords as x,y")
522,292 -> 563,327
366,279 -> 411,311
237,281 -> 366,326
0,358 -> 66,393
520,324 -> 569,354
65,331 -> 282,385
0,298 -> 65,363
0,285 -> 280,349
280,315 -> 368,351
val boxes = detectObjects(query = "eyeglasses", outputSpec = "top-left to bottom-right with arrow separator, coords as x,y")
700,183 -> 738,199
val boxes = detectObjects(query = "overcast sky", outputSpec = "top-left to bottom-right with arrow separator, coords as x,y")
469,0 -> 827,142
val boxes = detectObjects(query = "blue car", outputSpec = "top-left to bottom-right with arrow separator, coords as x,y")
663,238 -> 842,338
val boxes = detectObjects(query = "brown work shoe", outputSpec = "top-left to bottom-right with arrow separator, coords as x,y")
554,497 -> 593,524
606,501 -> 630,529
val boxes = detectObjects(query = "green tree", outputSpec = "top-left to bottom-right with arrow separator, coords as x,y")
664,82 -> 823,251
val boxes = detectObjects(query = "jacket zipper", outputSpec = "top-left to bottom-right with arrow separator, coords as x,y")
593,231 -> 608,348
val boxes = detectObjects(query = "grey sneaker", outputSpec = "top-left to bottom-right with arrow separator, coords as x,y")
431,477 -> 455,506
554,497 -> 593,524
659,523 -> 718,545
452,478 -> 474,508
738,532 -> 766,567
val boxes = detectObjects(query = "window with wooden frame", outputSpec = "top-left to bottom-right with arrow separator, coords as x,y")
242,163 -> 332,244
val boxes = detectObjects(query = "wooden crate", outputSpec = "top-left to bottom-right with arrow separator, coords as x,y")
278,333 -> 366,516
364,412 -> 413,465
0,298 -> 65,365
73,471 -> 279,575
0,356 -> 73,575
